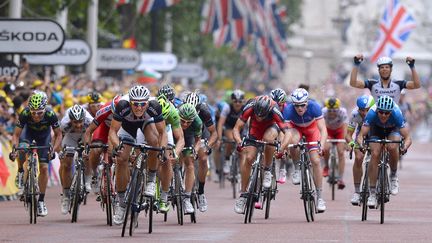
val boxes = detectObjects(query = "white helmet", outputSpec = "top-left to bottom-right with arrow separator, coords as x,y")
291,88 -> 309,104
376,56 -> 393,67
129,85 -> 150,101
69,104 -> 85,121
184,92 -> 200,107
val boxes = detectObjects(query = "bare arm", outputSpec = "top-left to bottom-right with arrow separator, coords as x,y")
207,124 -> 218,148
316,118 -> 327,147
172,127 -> 185,156
155,121 -> 167,147
405,57 -> 421,89
233,119 -> 245,144
350,54 -> 366,88
52,127 -> 63,153
399,126 -> 412,151
356,125 -> 370,147
109,119 -> 122,148
217,115 -> 227,140
12,126 -> 23,148
84,122 -> 97,145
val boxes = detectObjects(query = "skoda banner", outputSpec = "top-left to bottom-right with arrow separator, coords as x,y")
0,19 -> 65,54
136,52 -> 178,72
96,48 -> 140,70
25,40 -> 91,65
0,60 -> 19,78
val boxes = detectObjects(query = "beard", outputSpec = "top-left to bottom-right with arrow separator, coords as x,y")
380,74 -> 390,81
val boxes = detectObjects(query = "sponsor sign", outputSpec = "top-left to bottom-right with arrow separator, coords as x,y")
97,48 -> 140,70
0,19 -> 65,54
25,40 -> 91,65
170,63 -> 204,78
0,60 -> 19,77
136,52 -> 177,71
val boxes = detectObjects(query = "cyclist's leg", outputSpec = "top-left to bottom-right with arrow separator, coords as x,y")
335,127 -> 347,187
304,124 -> 324,200
262,125 -> 279,168
143,122 -> 160,196
159,125 -> 173,204
88,123 -> 109,184
240,145 -> 258,192
35,133 -> 51,206
387,131 -> 401,175
288,128 -> 302,184
115,127 -> 134,195
322,128 -> 332,170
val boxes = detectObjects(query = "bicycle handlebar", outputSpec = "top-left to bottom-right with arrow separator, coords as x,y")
326,139 -> 346,143
119,140 -> 165,152
287,141 -> 320,149
241,137 -> 280,151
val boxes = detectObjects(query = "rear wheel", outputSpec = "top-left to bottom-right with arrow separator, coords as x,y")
330,154 -> 336,201
105,165 -> 113,226
29,168 -> 37,224
71,169 -> 82,223
379,166 -> 387,224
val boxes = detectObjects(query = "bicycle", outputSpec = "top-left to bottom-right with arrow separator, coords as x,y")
62,142 -> 87,223
326,139 -> 346,200
86,143 -> 113,226
288,140 -> 320,222
364,138 -> 403,224
168,146 -> 185,225
119,140 -> 165,236
222,138 -> 240,199
13,141 -> 51,224
241,137 -> 279,224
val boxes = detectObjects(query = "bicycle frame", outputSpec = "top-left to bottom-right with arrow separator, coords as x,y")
326,139 -> 346,200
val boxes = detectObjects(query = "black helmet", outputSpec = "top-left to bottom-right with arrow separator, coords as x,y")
157,84 -> 175,102
253,95 -> 273,117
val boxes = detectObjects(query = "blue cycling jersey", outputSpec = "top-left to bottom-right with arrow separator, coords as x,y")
282,100 -> 323,127
363,105 -> 405,129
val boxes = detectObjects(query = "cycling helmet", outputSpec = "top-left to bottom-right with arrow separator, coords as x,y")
110,94 -> 122,113
129,85 -> 150,101
158,94 -> 172,119
69,104 -> 85,121
231,89 -> 245,101
184,92 -> 200,107
291,88 -> 309,104
28,91 -> 48,110
178,103 -> 197,121
356,95 -> 375,109
157,84 -> 175,102
324,97 -> 341,109
376,56 -> 393,67
87,91 -> 101,103
270,88 -> 287,104
376,95 -> 394,111
253,95 -> 273,117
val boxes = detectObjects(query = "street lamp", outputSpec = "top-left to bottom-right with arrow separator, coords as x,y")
303,50 -> 314,86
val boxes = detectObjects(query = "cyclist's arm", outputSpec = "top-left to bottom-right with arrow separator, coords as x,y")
109,119 -> 121,148
400,126 -> 412,151
317,118 -> 327,148
11,126 -> 22,148
217,115 -> 227,141
233,119 -> 245,144
193,136 -> 201,154
405,67 -> 421,89
207,124 -> 218,148
280,128 -> 291,151
155,120 -> 167,147
172,126 -> 185,156
84,122 -> 97,145
52,127 -> 63,153
345,127 -> 355,143
356,125 -> 370,146
349,66 -> 365,88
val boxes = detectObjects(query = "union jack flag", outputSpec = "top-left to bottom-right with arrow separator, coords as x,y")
369,0 -> 416,63
137,0 -> 181,15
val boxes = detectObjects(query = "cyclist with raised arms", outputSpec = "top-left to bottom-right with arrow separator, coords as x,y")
109,85 -> 165,225
157,94 -> 185,212
178,103 -> 203,213
184,92 -> 219,213
59,104 -> 94,215
233,95 -> 290,214
346,95 -> 374,205
350,55 -> 420,103
356,95 -> 412,208
270,88 -> 290,184
10,91 -> 63,217
281,88 -> 328,212
216,89 -> 245,174
321,97 -> 348,189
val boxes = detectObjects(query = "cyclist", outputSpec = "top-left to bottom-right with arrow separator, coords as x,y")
157,94 -> 185,212
84,91 -> 103,117
216,89 -> 245,174
184,92 -> 219,212
157,84 -> 176,104
178,103 -> 203,213
233,95 -> 290,214
59,104 -> 94,215
110,85 -> 165,225
321,97 -> 348,189
10,91 -> 63,217
356,95 -> 412,208
281,88 -> 327,212
346,95 -> 374,205
350,55 -> 420,103
270,88 -> 290,184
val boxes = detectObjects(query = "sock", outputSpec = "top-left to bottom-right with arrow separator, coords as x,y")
316,188 -> 322,199
161,191 -> 168,202
370,187 -> 376,195
390,169 -> 397,178
354,183 -> 360,193
118,191 -> 126,207
184,192 -> 191,198
63,188 -> 70,197
38,193 -> 45,202
198,182 -> 205,194
148,170 -> 157,182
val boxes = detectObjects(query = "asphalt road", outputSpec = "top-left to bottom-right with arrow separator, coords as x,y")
1,142 -> 432,243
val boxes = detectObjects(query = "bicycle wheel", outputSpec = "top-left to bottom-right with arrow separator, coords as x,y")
301,164 -> 315,222
71,169 -> 82,223
231,154 -> 238,199
148,196 -> 154,233
190,192 -> 197,223
361,162 -> 369,221
28,167 -> 37,224
219,146 -> 225,189
174,168 -> 183,225
264,165 -> 277,219
244,165 -> 259,224
129,173 -> 143,236
306,167 -> 315,222
105,165 -> 113,226
330,154 -> 336,201
121,169 -> 138,237
379,165 -> 387,224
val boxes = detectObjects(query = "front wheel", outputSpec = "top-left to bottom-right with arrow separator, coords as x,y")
71,169 -> 82,223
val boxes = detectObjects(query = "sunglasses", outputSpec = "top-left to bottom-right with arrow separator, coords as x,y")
180,119 -> 193,124
294,103 -> 306,108
328,109 -> 338,112
30,110 -> 45,116
378,110 -> 391,115
130,101 -> 147,107
359,108 -> 369,112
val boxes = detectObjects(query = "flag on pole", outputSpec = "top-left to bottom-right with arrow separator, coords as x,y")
137,0 -> 181,15
369,0 -> 416,63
